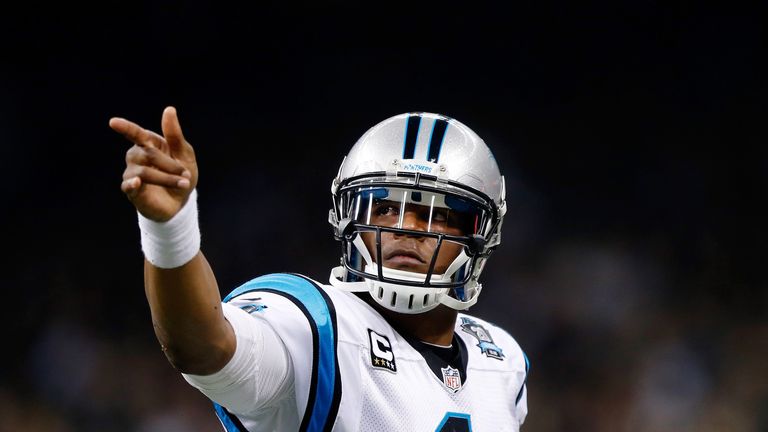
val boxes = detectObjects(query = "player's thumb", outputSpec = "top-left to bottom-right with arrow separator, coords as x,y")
161,106 -> 189,155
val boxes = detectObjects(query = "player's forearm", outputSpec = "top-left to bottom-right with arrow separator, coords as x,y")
144,252 -> 235,375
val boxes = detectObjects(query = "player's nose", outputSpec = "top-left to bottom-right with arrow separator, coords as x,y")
397,211 -> 427,235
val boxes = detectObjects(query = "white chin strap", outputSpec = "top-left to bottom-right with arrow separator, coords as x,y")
329,235 -> 480,313
329,260 -> 481,315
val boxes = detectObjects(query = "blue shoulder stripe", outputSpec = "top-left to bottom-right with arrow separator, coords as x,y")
214,403 -> 248,431
515,351 -> 530,405
223,273 -> 341,432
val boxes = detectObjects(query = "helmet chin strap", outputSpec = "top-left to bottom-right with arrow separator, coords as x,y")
329,266 -> 367,291
329,235 -> 478,313
329,264 -> 481,312
352,236 -> 374,270
439,283 -> 481,310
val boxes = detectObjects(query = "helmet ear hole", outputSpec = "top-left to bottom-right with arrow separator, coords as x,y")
468,234 -> 487,256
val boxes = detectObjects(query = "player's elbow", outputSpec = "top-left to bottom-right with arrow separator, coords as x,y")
162,339 -> 234,375
152,317 -> 236,375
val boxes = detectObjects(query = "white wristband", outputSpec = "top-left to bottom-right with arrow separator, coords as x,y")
137,189 -> 201,269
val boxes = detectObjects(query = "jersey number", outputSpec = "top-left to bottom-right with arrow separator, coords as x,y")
436,412 -> 472,432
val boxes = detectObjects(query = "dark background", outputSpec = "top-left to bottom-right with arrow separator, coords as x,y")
1,2 -> 766,431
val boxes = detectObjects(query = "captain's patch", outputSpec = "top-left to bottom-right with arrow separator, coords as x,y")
460,317 -> 504,360
368,329 -> 397,373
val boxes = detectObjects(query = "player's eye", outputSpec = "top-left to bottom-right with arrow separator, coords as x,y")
374,201 -> 399,216
430,209 -> 448,223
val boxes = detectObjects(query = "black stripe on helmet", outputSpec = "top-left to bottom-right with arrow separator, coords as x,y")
427,118 -> 449,162
402,114 -> 422,159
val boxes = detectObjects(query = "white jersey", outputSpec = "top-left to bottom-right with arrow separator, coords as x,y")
184,273 -> 529,431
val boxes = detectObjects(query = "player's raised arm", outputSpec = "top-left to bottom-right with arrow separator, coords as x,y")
110,107 -> 235,375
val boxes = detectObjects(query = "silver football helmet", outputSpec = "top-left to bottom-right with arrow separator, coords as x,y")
328,112 -> 507,314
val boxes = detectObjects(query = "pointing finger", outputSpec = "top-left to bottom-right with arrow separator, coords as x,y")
110,117 -> 166,149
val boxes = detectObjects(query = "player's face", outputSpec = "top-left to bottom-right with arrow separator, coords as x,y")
361,199 -> 468,274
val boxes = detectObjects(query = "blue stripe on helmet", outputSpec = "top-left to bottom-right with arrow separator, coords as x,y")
444,194 -> 476,213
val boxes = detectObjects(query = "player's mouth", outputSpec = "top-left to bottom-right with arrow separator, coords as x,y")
384,249 -> 427,268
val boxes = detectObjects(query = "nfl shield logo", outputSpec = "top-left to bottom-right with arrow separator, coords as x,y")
441,366 -> 462,393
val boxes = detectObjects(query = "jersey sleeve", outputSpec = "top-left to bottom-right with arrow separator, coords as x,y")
182,301 -> 294,415
185,273 -> 342,431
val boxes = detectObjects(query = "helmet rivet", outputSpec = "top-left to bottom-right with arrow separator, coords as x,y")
439,165 -> 447,172
392,159 -> 398,165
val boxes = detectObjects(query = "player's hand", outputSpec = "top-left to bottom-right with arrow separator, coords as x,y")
110,106 -> 198,222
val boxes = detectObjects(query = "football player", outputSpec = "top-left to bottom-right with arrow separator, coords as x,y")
111,107 -> 529,431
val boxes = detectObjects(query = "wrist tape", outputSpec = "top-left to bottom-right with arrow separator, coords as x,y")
137,189 -> 201,268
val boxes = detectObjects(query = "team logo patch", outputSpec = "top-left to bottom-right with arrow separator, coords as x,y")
441,366 -> 462,393
460,317 -> 504,360
238,297 -> 268,314
368,329 -> 397,372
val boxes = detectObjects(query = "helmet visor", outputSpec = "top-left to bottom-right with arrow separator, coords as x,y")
346,186 -> 483,236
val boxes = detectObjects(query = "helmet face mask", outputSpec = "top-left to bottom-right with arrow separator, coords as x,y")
328,113 -> 506,314
338,180 -> 491,283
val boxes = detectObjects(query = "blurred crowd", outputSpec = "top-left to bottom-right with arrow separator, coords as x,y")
3,1 -> 764,430
2,200 -> 765,431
